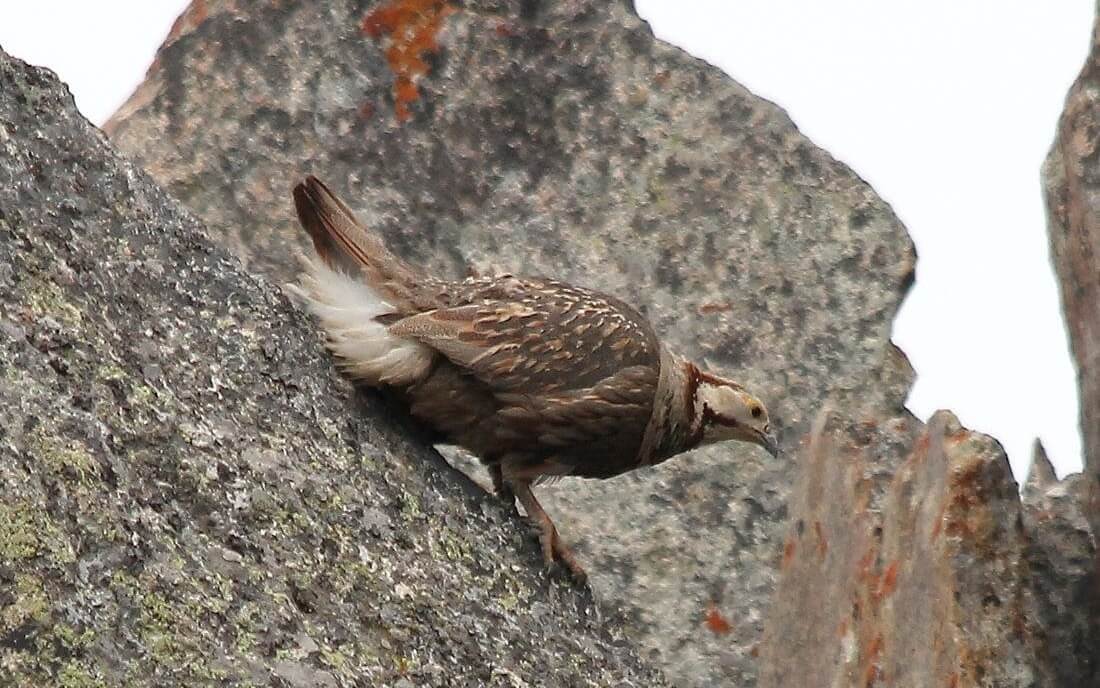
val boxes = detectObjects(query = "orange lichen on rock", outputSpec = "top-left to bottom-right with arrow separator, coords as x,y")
912,432 -> 931,460
863,663 -> 880,687
782,536 -> 797,569
697,300 -> 733,315
862,634 -> 883,687
875,560 -> 899,601
362,0 -> 456,122
704,602 -> 733,635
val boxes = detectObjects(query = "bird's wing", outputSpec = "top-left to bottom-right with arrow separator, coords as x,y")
490,363 -> 661,478
392,279 -> 663,476
387,279 -> 661,394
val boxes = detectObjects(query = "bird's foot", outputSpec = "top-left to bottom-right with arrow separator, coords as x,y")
535,521 -> 587,585
513,479 -> 588,585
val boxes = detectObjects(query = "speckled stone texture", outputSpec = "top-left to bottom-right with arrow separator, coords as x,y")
758,412 -> 1099,687
1043,0 -> 1100,525
0,49 -> 669,687
1038,5 -> 1100,684
1022,442 -> 1099,686
106,2 -> 916,683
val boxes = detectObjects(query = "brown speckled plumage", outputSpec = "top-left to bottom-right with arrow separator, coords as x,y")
291,176 -> 778,581
393,275 -> 662,482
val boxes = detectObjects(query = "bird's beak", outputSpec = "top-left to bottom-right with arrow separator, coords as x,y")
758,431 -> 780,459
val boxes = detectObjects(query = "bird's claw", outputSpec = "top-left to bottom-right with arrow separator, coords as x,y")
534,523 -> 588,585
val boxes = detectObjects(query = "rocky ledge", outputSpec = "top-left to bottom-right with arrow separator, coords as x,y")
0,48 -> 666,687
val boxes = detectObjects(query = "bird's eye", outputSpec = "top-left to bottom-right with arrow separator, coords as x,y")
750,405 -> 763,419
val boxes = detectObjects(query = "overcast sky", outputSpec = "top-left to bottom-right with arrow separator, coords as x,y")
1,2 -> 1091,480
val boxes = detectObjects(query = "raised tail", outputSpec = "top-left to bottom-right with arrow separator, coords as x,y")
289,176 -> 436,386
292,176 -> 420,309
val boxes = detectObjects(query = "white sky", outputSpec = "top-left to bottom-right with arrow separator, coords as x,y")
0,2 -> 1091,480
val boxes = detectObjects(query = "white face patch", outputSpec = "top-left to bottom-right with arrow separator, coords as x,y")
692,381 -> 740,443
696,383 -> 741,422
288,256 -> 433,386
692,379 -> 764,445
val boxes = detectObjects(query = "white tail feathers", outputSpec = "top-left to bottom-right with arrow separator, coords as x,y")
288,255 -> 434,386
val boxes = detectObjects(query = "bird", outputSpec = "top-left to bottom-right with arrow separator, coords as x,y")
288,176 -> 778,583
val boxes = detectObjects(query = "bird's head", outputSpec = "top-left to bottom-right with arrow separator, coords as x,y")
689,366 -> 779,458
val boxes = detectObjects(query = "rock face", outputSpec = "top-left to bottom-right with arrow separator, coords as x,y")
106,2 -> 916,683
0,49 -> 668,687
1037,5 -> 1100,684
1022,443 -> 1099,687
1043,0 -> 1100,514
96,0 -> 1100,685
759,412 -> 1099,687
756,4 -> 1100,683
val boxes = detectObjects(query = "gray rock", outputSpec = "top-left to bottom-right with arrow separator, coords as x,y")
1043,0 -> 1100,514
1040,9 -> 1100,682
1022,465 -> 1099,686
1025,439 -> 1058,497
759,410 -> 1098,687
106,2 -> 915,683
746,127 -> 1100,684
0,48 -> 667,687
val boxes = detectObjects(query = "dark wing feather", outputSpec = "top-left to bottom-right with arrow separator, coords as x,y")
494,364 -> 660,479
390,277 -> 662,478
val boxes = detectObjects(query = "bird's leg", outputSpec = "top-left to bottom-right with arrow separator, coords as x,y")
489,464 -> 517,513
513,480 -> 587,584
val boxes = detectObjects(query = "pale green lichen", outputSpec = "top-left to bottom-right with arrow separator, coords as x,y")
57,661 -> 107,688
500,594 -> 520,612
231,603 -> 261,656
0,503 -> 41,562
53,623 -> 95,653
2,574 -> 49,631
4,365 -> 32,392
126,582 -> 230,682
95,362 -> 127,383
25,278 -> 83,327
27,429 -> 99,485
205,572 -> 234,616
0,620 -> 104,688
0,500 -> 74,567
393,654 -> 417,676
139,590 -> 176,637
399,491 -> 420,518
320,647 -> 349,670
438,526 -> 471,562
126,382 -> 156,407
